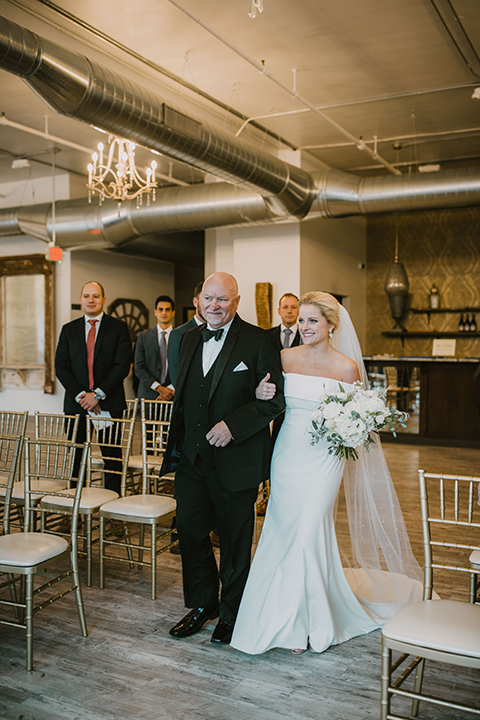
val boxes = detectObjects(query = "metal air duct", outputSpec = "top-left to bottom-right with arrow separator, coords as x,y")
0,14 -> 314,219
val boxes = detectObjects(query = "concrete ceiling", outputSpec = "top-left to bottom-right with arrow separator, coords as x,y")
0,0 -> 479,195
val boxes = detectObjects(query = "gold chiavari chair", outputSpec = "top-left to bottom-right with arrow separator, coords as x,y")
99,399 -> 176,600
126,400 -> 172,494
0,410 -> 28,438
40,415 -> 136,587
0,411 -> 28,528
380,469 -> 480,719
35,411 -> 80,443
0,438 -> 89,671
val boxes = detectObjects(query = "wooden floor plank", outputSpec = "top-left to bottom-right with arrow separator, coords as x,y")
1,442 -> 479,720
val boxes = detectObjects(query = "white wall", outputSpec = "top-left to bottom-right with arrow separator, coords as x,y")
300,215 -> 367,345
205,224 -> 301,326
70,249 -> 174,325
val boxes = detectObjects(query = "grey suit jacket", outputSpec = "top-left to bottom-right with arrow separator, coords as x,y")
134,326 -> 171,399
167,316 -> 199,387
267,324 -> 302,353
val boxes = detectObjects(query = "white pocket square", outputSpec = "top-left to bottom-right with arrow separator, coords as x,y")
233,361 -> 249,372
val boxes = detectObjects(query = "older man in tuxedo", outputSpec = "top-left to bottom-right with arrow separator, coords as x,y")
55,281 -> 131,493
164,272 -> 284,645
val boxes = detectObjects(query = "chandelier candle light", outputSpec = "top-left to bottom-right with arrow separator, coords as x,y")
87,137 -> 157,211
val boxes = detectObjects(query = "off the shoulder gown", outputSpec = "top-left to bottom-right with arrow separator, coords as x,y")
230,373 -> 380,654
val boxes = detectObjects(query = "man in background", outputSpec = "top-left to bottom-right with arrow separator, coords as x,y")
267,293 -> 301,451
267,293 -> 301,351
135,295 -> 175,401
55,281 -> 131,493
167,281 -> 204,387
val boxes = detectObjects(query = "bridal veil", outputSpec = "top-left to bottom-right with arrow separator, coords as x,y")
332,304 -> 424,622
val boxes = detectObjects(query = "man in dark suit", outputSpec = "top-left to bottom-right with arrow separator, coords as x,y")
55,281 -> 132,493
267,293 -> 301,351
164,272 -> 285,645
167,281 -> 204,387
135,295 -> 175,401
267,293 -> 301,447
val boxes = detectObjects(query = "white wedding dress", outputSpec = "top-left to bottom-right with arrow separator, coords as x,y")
231,373 -> 381,655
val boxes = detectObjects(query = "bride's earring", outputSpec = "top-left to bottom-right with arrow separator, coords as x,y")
328,328 -> 333,339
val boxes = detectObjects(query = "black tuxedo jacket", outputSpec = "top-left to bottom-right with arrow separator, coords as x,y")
163,314 -> 285,491
167,316 -> 198,387
135,326 -> 172,399
55,314 -> 131,416
267,324 -> 302,352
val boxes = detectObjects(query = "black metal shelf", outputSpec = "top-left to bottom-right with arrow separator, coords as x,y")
409,308 -> 480,314
383,331 -> 480,339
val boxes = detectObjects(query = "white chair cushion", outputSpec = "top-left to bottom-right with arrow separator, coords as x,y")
127,454 -> 143,469
100,494 -> 176,519
41,487 -> 118,511
10,479 -> 68,500
470,549 -> 480,568
0,532 -> 68,567
128,454 -> 164,470
383,599 -> 480,658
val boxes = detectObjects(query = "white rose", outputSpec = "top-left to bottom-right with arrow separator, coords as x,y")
323,402 -> 342,419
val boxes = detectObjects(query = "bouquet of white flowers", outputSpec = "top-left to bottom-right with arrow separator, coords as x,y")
309,381 -> 408,461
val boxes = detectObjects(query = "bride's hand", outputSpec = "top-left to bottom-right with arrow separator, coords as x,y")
256,372 -> 276,400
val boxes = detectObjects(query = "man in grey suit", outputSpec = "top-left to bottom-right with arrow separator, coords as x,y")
267,293 -> 301,351
135,295 -> 175,401
167,281 -> 204,387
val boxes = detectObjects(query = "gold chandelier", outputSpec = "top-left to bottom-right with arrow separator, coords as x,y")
87,136 -> 158,207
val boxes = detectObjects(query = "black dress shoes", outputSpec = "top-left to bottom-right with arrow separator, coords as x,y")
169,607 -> 219,638
211,619 -> 234,644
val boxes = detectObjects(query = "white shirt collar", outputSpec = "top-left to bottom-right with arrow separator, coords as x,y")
157,323 -> 173,336
84,312 -> 103,326
206,317 -> 234,336
194,315 -> 203,326
281,322 -> 297,335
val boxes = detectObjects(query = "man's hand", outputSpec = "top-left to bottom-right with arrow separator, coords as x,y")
255,372 -> 276,401
206,421 -> 232,447
78,392 -> 102,415
156,386 -> 175,401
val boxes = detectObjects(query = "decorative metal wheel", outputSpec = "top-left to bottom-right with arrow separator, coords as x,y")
108,298 -> 149,342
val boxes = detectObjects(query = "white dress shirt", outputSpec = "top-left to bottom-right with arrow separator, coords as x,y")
75,313 -> 105,402
151,323 -> 174,390
202,319 -> 234,376
280,322 -> 298,348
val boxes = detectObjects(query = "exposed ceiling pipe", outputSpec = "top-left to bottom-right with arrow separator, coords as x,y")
0,114 -> 190,187
166,0 -> 401,176
0,15 -> 314,219
1,166 -> 480,255
430,0 -> 480,78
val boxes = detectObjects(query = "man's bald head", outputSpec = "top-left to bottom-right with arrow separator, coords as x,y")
200,273 -> 240,328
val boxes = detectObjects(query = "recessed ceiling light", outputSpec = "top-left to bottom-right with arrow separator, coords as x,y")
418,164 -> 441,173
11,158 -> 30,169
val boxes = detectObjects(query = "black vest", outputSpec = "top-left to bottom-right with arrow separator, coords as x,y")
182,341 -> 217,467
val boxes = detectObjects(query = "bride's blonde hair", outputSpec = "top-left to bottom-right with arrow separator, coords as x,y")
299,292 -> 340,332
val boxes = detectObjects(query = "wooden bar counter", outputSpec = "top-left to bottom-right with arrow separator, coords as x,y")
363,357 -> 480,447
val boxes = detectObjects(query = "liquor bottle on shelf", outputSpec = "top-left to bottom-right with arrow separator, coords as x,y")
429,285 -> 439,309
471,314 -> 477,333
465,314 -> 471,331
458,314 -> 465,332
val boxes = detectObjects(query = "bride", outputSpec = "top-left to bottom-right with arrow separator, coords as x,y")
230,292 -> 423,655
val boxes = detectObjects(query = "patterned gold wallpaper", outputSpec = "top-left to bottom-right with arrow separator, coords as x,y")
366,206 -> 480,357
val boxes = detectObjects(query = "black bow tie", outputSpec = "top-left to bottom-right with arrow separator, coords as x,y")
202,327 -> 224,343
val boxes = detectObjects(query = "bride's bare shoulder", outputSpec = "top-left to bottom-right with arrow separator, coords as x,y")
335,352 -> 360,383
280,346 -> 304,372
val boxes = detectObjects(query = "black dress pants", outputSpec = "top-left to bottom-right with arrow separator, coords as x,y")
174,454 -> 258,624
69,413 -> 123,494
